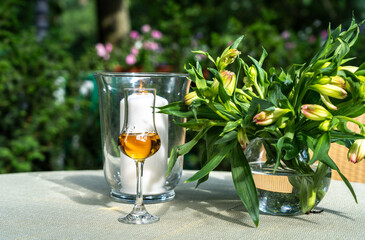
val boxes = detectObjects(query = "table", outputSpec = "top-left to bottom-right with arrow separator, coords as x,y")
1,170 -> 364,240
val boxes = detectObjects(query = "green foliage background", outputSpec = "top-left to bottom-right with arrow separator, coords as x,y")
0,0 -> 364,173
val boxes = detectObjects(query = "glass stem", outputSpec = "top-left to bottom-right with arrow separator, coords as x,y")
133,160 -> 146,214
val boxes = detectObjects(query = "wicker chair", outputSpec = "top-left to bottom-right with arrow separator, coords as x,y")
330,114 -> 365,183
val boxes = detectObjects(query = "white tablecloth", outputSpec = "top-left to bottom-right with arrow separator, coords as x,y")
1,170 -> 364,239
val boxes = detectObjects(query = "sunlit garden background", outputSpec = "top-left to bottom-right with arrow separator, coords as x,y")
1,0 -> 365,173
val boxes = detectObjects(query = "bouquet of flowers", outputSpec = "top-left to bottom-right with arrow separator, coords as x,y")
159,18 -> 365,226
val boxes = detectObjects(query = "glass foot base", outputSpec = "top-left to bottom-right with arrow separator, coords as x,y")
111,190 -> 175,204
118,212 -> 160,224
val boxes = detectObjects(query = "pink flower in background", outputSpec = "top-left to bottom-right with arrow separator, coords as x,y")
285,42 -> 296,50
321,30 -> 328,39
308,35 -> 317,43
95,43 -> 113,60
151,30 -> 162,39
141,24 -> 151,33
281,30 -> 290,40
125,54 -> 136,65
131,47 -> 139,56
105,43 -> 112,53
130,30 -> 140,39
143,41 -> 159,51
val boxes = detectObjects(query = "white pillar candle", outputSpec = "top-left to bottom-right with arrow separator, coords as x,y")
119,93 -> 168,195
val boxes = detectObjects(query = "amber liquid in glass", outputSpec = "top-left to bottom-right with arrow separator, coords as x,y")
118,132 -> 161,161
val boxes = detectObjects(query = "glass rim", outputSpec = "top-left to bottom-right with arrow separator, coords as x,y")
249,162 -> 327,177
94,72 -> 188,78
124,87 -> 157,92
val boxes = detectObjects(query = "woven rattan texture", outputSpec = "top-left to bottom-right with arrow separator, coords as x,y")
330,114 -> 365,183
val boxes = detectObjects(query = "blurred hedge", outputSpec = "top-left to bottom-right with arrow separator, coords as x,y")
0,0 -> 364,173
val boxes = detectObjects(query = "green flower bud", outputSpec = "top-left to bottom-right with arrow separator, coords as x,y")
321,62 -> 331,69
248,66 -> 257,82
218,49 -> 241,70
237,128 -> 249,150
330,76 -> 346,89
348,139 -> 365,163
310,84 -> 347,99
253,108 -> 290,126
301,104 -> 332,121
315,76 -> 331,85
357,76 -> 365,99
320,94 -> 338,110
220,70 -> 236,96
210,78 -> 220,97
184,91 -> 200,105
318,120 -> 331,131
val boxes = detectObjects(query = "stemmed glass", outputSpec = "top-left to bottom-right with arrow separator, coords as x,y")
117,88 -> 161,224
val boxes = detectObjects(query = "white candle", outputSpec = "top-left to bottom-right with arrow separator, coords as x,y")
119,93 -> 168,195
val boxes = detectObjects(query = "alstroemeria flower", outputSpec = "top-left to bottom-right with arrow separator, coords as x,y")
301,104 -> 332,121
220,70 -> 236,96
218,49 -> 241,70
348,139 -> 365,163
310,84 -> 347,99
184,91 -> 200,105
253,108 -> 290,126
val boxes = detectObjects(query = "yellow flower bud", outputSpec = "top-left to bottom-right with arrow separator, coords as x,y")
210,78 -> 220,97
237,128 -> 249,150
315,76 -> 331,85
330,76 -> 346,89
321,62 -> 331,69
318,120 -> 331,131
310,84 -> 347,99
218,49 -> 241,70
348,139 -> 365,163
220,70 -> 236,96
184,91 -> 199,105
253,108 -> 290,126
301,104 -> 332,121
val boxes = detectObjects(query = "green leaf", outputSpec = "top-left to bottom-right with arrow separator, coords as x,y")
330,130 -> 365,142
231,35 -> 244,49
222,120 -> 240,134
300,178 -> 316,213
247,97 -> 275,116
258,47 -> 268,66
174,119 -> 223,131
185,141 -> 236,183
309,132 -> 331,164
214,131 -> 237,145
166,125 -> 213,176
196,148 -> 209,188
231,143 -> 259,227
192,50 -> 216,65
